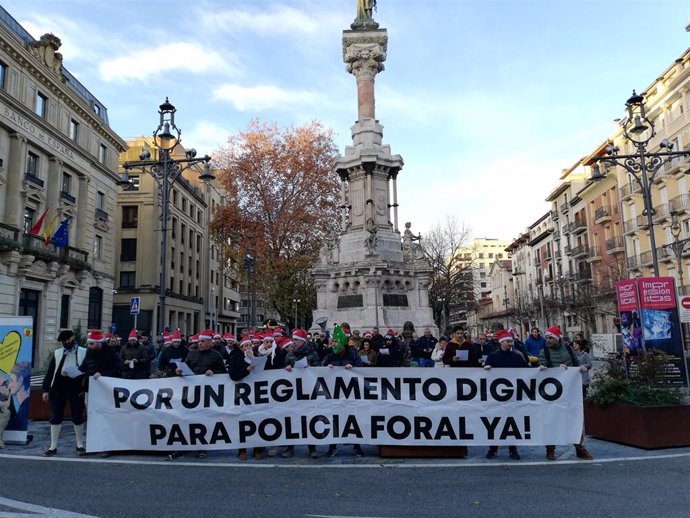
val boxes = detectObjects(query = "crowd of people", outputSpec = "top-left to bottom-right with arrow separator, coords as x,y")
34,322 -> 594,462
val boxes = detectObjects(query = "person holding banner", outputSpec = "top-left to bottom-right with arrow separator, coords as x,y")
375,331 -> 405,367
538,326 -> 593,461
443,326 -> 481,367
483,329 -> 529,460
226,337 -> 262,461
168,330 -> 226,461
282,329 -> 320,459
41,329 -> 88,457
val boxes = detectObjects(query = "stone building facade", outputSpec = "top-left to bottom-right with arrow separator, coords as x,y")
0,7 -> 127,366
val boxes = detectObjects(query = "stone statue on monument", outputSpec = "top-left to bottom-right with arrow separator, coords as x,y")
319,228 -> 340,265
365,216 -> 378,255
352,0 -> 379,30
402,222 -> 423,262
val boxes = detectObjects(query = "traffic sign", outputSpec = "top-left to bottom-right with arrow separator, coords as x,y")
130,296 -> 141,315
679,295 -> 690,323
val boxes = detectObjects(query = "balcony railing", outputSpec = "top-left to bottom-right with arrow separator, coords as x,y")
564,244 -> 572,255
657,246 -> 674,262
606,236 -> 625,253
24,173 -> 44,188
570,269 -> 592,282
95,208 -> 109,221
671,194 -> 690,213
560,204 -> 569,214
653,203 -> 671,223
551,209 -> 559,221
594,206 -> 612,224
587,246 -> 602,261
627,255 -> 641,270
555,249 -> 562,259
60,191 -> 76,204
552,229 -> 560,240
0,222 -> 20,251
21,233 -> 89,270
640,250 -> 654,266
570,218 -> 587,234
544,249 -> 553,260
619,183 -> 635,200
571,244 -> 588,258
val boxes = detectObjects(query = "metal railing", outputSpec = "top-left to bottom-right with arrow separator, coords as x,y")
594,206 -> 611,222
21,233 -> 89,269
619,183 -> 635,200
627,255 -> 641,270
571,244 -> 588,257
588,246 -> 601,259
606,236 -> 625,252
24,173 -> 44,187
0,222 -> 20,251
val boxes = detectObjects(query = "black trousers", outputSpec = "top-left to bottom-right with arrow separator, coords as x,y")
49,384 -> 85,425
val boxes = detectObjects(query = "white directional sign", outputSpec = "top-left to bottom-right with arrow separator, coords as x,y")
130,296 -> 140,315
679,295 -> 690,323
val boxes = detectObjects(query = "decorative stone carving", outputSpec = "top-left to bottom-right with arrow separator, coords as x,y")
351,0 -> 379,30
344,43 -> 386,79
30,33 -> 63,73
402,222 -> 424,262
364,217 -> 378,255
319,230 -> 340,266
94,218 -> 110,233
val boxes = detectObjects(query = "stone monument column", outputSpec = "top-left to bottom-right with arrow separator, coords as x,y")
344,29 -> 386,122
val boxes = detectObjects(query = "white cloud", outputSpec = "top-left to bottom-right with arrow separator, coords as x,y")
182,120 -> 236,157
99,42 -> 237,82
198,4 -> 343,37
20,14 -> 102,63
212,83 -> 326,112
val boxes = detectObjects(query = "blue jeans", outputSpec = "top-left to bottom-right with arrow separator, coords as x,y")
414,358 -> 435,368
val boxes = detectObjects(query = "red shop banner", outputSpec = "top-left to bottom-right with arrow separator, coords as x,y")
637,277 -> 676,310
616,279 -> 640,312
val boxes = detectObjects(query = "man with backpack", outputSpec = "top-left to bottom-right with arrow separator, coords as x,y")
538,326 -> 593,461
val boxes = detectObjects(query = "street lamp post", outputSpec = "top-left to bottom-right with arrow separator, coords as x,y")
245,249 -> 255,329
502,284 -> 510,330
119,98 -> 214,337
668,210 -> 690,350
292,298 -> 301,330
438,297 -> 447,337
591,91 -> 690,276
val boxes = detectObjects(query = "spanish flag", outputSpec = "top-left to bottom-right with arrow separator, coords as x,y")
29,207 -> 49,235
43,212 -> 60,246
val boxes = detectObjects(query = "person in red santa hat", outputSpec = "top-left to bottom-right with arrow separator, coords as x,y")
120,329 -> 149,380
483,329 -> 529,460
538,325 -> 593,461
158,329 -> 189,377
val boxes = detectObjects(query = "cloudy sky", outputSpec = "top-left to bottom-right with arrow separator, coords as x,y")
4,0 -> 689,241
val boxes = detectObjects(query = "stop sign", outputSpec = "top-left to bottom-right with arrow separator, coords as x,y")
680,296 -> 690,322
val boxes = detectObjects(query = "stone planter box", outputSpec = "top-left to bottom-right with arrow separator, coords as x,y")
379,446 -> 468,458
584,400 -> 690,449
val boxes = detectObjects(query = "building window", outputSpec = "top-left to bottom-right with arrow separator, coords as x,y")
98,143 -> 107,165
61,172 -> 72,195
171,217 -> 177,239
94,104 -> 101,117
197,235 -> 201,252
120,271 -> 136,288
182,198 -> 187,212
36,91 -> 47,117
181,224 -> 186,244
59,294 -> 70,329
94,235 -> 103,259
197,209 -> 203,224
87,287 -> 103,329
120,238 -> 137,261
96,191 -> 105,210
23,207 -> 35,233
26,152 -> 39,177
69,119 -> 79,142
172,190 -> 178,206
122,206 -> 138,228
0,60 -> 6,89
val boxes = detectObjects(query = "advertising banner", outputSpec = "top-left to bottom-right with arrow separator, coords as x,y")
616,280 -> 642,356
637,277 -> 687,385
86,367 -> 583,452
0,317 -> 33,444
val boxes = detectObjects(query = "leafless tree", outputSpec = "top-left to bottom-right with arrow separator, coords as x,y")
420,215 -> 473,333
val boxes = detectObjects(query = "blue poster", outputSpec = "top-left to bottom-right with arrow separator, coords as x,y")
0,317 -> 33,444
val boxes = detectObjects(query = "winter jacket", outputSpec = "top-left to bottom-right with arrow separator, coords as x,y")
285,342 -> 321,367
158,344 -> 189,375
376,340 -> 405,367
575,349 -> 592,386
525,336 -> 546,357
431,343 -> 446,367
226,348 -> 254,382
323,346 -> 363,367
79,346 -> 122,391
412,335 -> 437,360
358,348 -> 378,366
442,339 -> 481,367
538,342 -> 580,368
485,348 -> 529,368
186,348 -> 227,375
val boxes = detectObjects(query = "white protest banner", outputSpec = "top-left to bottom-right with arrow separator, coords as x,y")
85,367 -> 583,453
